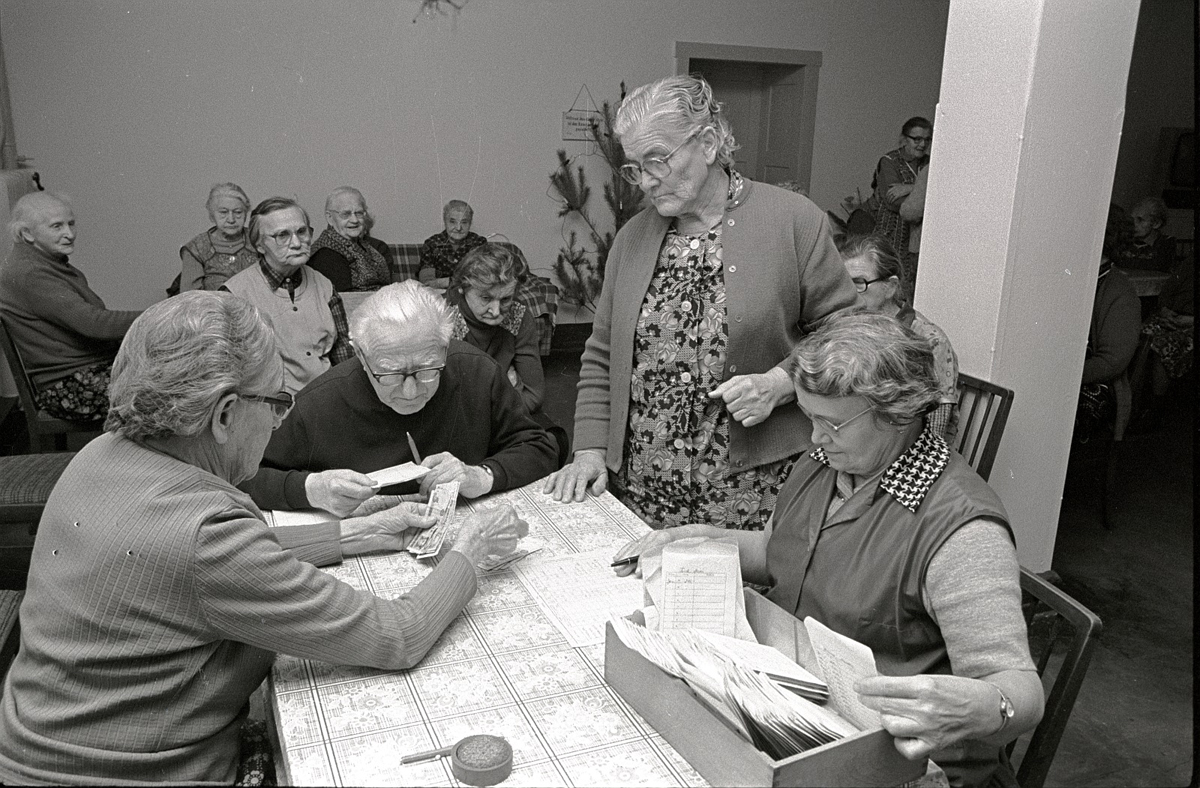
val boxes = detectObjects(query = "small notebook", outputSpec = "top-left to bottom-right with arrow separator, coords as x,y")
368,462 -> 431,487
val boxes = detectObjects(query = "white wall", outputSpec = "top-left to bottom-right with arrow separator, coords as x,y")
0,0 -> 949,311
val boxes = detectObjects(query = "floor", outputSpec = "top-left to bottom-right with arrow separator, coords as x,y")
542,346 -> 1195,788
0,348 -> 1192,787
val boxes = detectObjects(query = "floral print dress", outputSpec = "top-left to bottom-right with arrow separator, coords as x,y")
618,213 -> 796,531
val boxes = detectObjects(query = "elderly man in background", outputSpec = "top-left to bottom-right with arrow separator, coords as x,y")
0,191 -> 141,421
418,198 -> 487,291
222,196 -> 353,394
241,280 -> 558,516
0,291 -> 527,784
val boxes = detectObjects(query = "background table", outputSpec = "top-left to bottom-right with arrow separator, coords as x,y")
267,484 -> 708,787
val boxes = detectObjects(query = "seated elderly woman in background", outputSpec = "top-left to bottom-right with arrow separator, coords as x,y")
1118,196 -> 1174,273
613,312 -> 1043,788
0,291 -> 527,784
545,73 -> 856,531
839,234 -> 959,439
0,191 -> 141,421
308,185 -> 393,293
241,280 -> 558,517
447,242 -> 545,413
419,198 -> 487,291
178,182 -> 258,292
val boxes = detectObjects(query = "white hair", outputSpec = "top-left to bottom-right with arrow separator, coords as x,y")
350,280 -> 455,355
8,191 -> 71,244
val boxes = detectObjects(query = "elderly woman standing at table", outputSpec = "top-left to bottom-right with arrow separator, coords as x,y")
545,74 -> 856,530
0,191 -> 141,421
308,186 -> 393,293
613,312 -> 1043,788
0,291 -> 526,785
179,182 -> 258,292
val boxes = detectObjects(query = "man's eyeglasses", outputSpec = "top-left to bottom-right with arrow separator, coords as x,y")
904,133 -> 932,146
240,391 -> 295,421
266,227 -> 313,247
619,128 -> 704,185
332,210 -> 367,221
851,276 -> 886,293
362,356 -> 445,386
801,405 -> 873,434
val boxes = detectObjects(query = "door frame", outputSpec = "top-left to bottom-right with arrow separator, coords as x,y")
676,42 -> 822,192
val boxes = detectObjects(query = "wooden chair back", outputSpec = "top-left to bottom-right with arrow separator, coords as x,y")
953,373 -> 1015,482
1011,569 -> 1103,788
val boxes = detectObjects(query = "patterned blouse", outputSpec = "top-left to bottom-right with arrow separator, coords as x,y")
618,172 -> 796,531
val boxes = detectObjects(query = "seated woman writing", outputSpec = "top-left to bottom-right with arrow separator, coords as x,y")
612,311 -> 1043,788
0,291 -> 527,784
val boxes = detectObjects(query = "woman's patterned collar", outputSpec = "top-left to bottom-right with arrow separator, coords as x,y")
809,427 -> 950,513
449,301 -> 526,340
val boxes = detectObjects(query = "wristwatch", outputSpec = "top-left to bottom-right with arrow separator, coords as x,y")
994,686 -> 1016,732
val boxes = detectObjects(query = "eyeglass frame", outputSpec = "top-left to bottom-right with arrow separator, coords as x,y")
360,355 -> 445,387
265,226 -> 314,247
619,127 -> 706,185
851,276 -> 887,293
801,404 -> 874,434
239,391 -> 295,422
330,209 -> 367,221
904,132 -> 932,146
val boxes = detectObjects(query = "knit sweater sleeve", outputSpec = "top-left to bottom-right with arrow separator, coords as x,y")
922,519 -> 1035,678
195,509 -> 477,670
572,226 -> 619,455
795,209 -> 858,329
22,262 -> 139,340
180,246 -> 206,292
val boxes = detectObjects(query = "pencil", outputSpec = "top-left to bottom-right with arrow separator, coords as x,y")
406,432 -> 422,464
610,555 -> 640,568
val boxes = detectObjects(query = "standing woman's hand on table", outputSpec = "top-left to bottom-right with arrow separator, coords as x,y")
452,505 -> 529,567
543,449 -> 607,502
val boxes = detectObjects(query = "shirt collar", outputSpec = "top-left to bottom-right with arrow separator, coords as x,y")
809,426 -> 950,513
258,259 -> 303,292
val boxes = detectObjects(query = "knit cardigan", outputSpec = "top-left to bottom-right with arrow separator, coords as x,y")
574,178 -> 857,471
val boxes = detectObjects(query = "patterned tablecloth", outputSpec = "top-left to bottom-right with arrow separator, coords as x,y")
267,485 -> 708,787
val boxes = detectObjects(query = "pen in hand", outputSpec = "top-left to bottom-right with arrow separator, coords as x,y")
610,554 -> 640,568
406,432 -> 422,464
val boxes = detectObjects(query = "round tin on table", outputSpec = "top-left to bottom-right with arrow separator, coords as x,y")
400,733 -> 513,786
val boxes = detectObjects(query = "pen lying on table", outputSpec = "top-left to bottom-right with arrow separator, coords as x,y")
610,555 -> 640,568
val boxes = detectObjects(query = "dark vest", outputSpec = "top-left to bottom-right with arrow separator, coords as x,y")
181,229 -> 258,291
766,435 -> 1014,788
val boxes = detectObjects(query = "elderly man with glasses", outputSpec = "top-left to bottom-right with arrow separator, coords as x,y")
222,196 -> 353,394
240,280 -> 559,517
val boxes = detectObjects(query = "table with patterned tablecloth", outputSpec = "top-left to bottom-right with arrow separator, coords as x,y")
267,484 -> 708,788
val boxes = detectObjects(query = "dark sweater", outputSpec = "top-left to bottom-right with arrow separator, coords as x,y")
1083,267 -> 1140,384
0,242 -> 140,386
240,340 -> 557,510
307,236 -> 392,292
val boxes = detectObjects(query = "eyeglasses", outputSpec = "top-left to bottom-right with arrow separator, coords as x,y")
619,128 -> 703,185
851,276 -> 886,293
214,208 -> 246,220
904,133 -> 932,146
332,209 -> 367,221
265,227 -> 313,246
240,391 -> 295,421
802,405 -> 873,434
362,356 -> 445,386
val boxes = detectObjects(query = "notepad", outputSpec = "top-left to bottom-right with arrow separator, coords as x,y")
368,462 -> 430,487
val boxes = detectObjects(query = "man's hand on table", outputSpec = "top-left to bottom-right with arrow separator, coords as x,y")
453,504 -> 529,567
418,452 -> 494,498
340,495 -> 436,556
306,469 -> 378,516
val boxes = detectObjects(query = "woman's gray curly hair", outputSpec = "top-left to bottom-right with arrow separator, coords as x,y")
788,311 -> 941,426
105,291 -> 279,441
615,74 -> 739,168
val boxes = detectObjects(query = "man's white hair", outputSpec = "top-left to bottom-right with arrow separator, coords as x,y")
350,280 -> 454,355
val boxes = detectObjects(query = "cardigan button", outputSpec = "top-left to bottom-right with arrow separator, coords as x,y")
735,460 -> 744,467
729,364 -> 737,373
680,371 -> 692,384
674,438 -> 685,450
689,239 -> 700,250
727,219 -> 735,226
292,306 -> 298,312
728,265 -> 736,273
735,316 -> 743,323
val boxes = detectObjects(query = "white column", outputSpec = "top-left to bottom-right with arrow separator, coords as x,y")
916,0 -> 1141,569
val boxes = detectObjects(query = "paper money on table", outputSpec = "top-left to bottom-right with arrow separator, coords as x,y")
406,480 -> 461,558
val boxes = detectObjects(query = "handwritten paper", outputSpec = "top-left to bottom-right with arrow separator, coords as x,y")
659,540 -> 742,636
263,509 -> 339,528
512,548 -> 643,647
368,462 -> 430,487
804,616 -> 881,731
